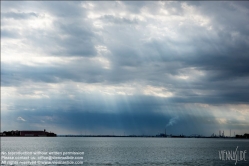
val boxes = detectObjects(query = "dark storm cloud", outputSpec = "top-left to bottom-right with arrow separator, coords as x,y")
41,1 -> 84,18
24,20 -> 97,57
100,15 -> 139,25
1,29 -> 20,38
53,22 -> 97,57
2,12 -> 38,19
181,2 -> 249,80
1,58 -> 110,86
3,104 -> 247,135
121,1 -> 147,14
0,98 -> 222,135
38,1 -> 97,56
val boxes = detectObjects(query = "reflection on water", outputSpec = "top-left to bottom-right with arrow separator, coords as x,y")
1,137 -> 249,166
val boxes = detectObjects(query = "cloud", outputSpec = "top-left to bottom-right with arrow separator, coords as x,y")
17,117 -> 26,122
3,103 -> 248,135
1,1 -> 249,135
2,12 -> 38,19
1,29 -> 20,38
99,15 -> 139,25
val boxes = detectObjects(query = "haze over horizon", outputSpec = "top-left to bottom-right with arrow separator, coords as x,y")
1,1 -> 249,136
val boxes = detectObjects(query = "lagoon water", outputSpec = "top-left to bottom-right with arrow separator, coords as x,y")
1,137 -> 249,166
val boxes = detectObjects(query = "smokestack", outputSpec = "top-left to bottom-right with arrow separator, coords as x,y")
230,129 -> 231,137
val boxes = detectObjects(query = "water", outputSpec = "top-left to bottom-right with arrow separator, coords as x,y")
1,137 -> 249,166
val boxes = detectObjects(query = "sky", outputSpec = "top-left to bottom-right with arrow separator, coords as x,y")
1,1 -> 249,136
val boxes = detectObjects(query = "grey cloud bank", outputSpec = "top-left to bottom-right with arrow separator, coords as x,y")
1,1 -> 249,135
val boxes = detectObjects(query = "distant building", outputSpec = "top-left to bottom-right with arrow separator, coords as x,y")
0,132 -> 6,136
235,133 -> 249,139
1,129 -> 56,137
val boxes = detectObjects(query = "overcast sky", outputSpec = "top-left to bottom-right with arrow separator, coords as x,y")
1,1 -> 249,136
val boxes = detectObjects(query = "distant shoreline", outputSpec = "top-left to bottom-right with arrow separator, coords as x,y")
1,130 -> 248,139
2,135 -> 248,139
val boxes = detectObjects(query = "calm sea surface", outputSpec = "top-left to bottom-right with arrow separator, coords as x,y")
1,137 -> 249,166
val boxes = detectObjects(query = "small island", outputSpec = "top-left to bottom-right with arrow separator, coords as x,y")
0,129 -> 57,137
